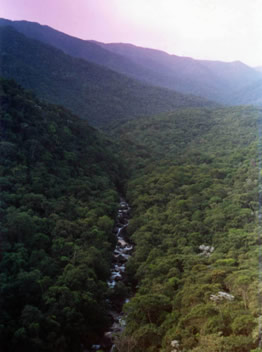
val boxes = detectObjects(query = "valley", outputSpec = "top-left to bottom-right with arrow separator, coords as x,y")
1,17 -> 262,352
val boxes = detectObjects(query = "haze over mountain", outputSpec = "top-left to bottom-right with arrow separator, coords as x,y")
2,9 -> 262,352
1,18 -> 261,104
0,18 -> 149,81
231,79 -> 262,105
100,42 -> 261,103
0,26 -> 214,127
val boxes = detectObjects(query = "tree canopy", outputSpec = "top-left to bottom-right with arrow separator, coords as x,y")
0,78 -> 124,351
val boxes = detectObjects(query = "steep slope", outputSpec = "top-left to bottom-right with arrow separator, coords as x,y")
0,19 -> 262,104
102,42 -> 261,103
0,26 -> 215,127
109,106 -> 261,352
0,78 -> 124,351
230,79 -> 262,105
1,18 -> 261,104
255,66 -> 262,73
0,18 -> 149,79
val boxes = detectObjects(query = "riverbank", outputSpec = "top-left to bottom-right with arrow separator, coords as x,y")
89,199 -> 133,352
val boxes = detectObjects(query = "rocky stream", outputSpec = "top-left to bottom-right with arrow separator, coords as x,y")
89,199 -> 132,352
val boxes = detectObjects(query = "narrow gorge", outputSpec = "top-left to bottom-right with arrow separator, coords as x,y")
90,199 -> 133,352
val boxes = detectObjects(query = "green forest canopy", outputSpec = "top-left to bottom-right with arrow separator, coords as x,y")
111,106 -> 262,352
1,76 -> 262,352
0,26 -> 216,128
0,78 -> 125,351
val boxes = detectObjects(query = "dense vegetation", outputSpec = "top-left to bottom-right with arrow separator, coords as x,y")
1,18 -> 261,104
101,43 -> 261,104
0,26 -> 215,127
0,18 -> 153,83
1,19 -> 262,352
110,106 -> 262,352
231,79 -> 262,106
0,79 -> 124,351
2,78 -> 262,352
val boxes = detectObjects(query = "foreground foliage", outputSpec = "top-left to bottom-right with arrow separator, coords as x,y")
111,106 -> 262,352
2,76 -> 262,352
0,79 -> 123,351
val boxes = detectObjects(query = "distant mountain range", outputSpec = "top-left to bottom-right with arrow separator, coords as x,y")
0,25 -> 215,127
1,18 -> 262,352
0,18 -> 261,104
231,79 -> 262,105
100,42 -> 261,103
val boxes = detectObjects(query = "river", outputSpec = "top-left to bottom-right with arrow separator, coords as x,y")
90,199 -> 132,352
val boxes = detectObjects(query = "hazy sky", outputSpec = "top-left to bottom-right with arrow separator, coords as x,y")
1,0 -> 262,66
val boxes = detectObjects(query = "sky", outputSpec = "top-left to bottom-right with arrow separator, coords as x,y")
1,0 -> 262,67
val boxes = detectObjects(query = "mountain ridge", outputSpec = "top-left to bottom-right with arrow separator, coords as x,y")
0,26 -> 216,127
101,41 -> 261,102
1,18 -> 261,104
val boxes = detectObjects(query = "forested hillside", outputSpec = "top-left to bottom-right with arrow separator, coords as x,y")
2,78 -> 261,352
0,26 -> 215,127
231,80 -> 262,106
1,18 -> 261,104
101,43 -> 261,103
110,106 -> 262,352
1,16 -> 262,352
0,79 -> 124,351
0,18 -> 153,80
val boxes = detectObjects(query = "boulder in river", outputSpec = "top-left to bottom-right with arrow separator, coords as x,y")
118,238 -> 128,247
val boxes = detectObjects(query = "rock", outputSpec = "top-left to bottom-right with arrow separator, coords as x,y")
111,271 -> 122,280
104,199 -> 131,351
118,238 -> 128,247
114,248 -> 121,254
111,321 -> 122,333
122,245 -> 133,253
104,331 -> 113,339
170,339 -> 180,352
121,253 -> 130,260
199,244 -> 214,257
107,280 -> 116,288
210,291 -> 234,302
120,202 -> 128,209
114,253 -> 129,263
114,264 -> 125,272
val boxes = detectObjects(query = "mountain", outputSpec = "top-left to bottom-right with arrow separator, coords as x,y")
0,78 -> 124,351
0,18 -> 149,79
0,26 -> 215,127
1,17 -> 262,352
1,18 -> 261,104
230,79 -> 262,105
101,42 -> 262,103
111,105 -> 260,352
255,66 -> 262,73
